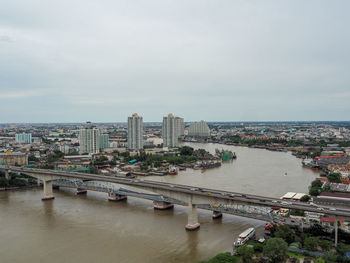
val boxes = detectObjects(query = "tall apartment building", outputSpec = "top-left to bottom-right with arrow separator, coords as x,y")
15,133 -> 32,144
175,117 -> 184,137
79,122 -> 101,154
99,134 -> 109,151
128,113 -> 143,150
163,113 -> 178,148
188,120 -> 210,137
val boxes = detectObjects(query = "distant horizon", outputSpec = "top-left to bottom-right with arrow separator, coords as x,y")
1,120 -> 350,125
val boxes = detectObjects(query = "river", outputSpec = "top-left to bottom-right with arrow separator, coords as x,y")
0,143 -> 319,263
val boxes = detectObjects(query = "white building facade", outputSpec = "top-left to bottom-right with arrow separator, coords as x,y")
79,124 -> 101,154
15,133 -> 32,144
188,120 -> 210,137
162,113 -> 180,148
128,113 -> 143,150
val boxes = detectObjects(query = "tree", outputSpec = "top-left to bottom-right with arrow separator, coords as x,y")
263,238 -> 288,263
309,187 -> 322,196
300,195 -> 311,202
314,258 -> 325,263
327,172 -> 342,183
312,180 -> 323,188
89,166 -> 98,174
236,245 -> 254,263
180,146 -> 194,156
304,237 -> 319,251
336,243 -> 350,257
274,225 -> 295,244
0,177 -> 9,187
200,252 -> 238,263
319,240 -> 332,251
323,252 -> 338,263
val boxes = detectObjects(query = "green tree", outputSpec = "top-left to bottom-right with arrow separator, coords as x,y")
312,180 -> 323,188
327,172 -> 341,183
236,245 -> 254,263
300,195 -> 311,202
336,243 -> 350,257
323,252 -> 338,263
309,187 -> 322,196
274,225 -> 295,244
200,252 -> 238,263
89,166 -> 98,174
263,238 -> 288,263
315,258 -> 325,263
0,177 -> 9,187
304,237 -> 319,251
319,240 -> 332,251
180,146 -> 194,156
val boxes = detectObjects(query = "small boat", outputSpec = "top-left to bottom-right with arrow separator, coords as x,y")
168,166 -> 178,175
234,227 -> 255,247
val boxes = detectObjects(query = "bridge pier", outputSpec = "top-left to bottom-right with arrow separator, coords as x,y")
212,211 -> 223,219
108,192 -> 127,201
335,216 -> 338,247
76,188 -> 87,195
153,200 -> 174,210
42,180 -> 54,200
5,170 -> 10,180
185,204 -> 200,231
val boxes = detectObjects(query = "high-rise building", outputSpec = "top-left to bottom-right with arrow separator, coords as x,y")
99,134 -> 109,151
15,133 -> 32,144
128,113 -> 143,150
79,122 -> 100,154
163,113 -> 179,148
175,117 -> 184,138
188,120 -> 210,137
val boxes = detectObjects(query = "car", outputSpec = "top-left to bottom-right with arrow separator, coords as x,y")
198,188 -> 204,192
272,200 -> 278,203
260,200 -> 266,202
329,208 -> 336,211
317,207 -> 324,211
169,184 -> 174,188
229,194 -> 236,197
190,188 -> 197,191
281,201 -> 292,205
241,194 -> 247,198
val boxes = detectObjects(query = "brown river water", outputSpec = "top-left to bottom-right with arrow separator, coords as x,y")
0,143 -> 318,263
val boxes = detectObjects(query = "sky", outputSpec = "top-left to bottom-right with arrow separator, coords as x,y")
0,0 -> 349,123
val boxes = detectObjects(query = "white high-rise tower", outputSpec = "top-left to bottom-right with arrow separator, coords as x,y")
163,114 -> 183,148
128,113 -> 143,150
79,122 -> 100,154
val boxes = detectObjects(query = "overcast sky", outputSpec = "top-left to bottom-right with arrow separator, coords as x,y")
0,0 -> 349,123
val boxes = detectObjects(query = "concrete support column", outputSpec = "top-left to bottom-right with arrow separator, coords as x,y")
108,192 -> 127,201
76,188 -> 87,195
335,217 -> 338,247
42,180 -> 55,200
153,200 -> 174,210
5,170 -> 10,180
212,211 -> 223,219
185,204 -> 200,231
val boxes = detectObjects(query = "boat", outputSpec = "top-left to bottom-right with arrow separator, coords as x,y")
234,227 -> 255,247
168,166 -> 178,175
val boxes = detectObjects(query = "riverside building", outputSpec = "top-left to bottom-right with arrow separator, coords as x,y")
163,114 -> 183,148
188,120 -> 210,137
79,122 -> 101,154
128,113 -> 143,150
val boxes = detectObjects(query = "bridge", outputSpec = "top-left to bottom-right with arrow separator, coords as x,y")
2,166 -> 350,243
53,178 -> 275,222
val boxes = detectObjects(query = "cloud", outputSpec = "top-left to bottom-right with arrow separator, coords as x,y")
0,0 -> 349,122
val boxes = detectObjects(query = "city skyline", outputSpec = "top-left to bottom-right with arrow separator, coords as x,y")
1,1 -> 350,123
